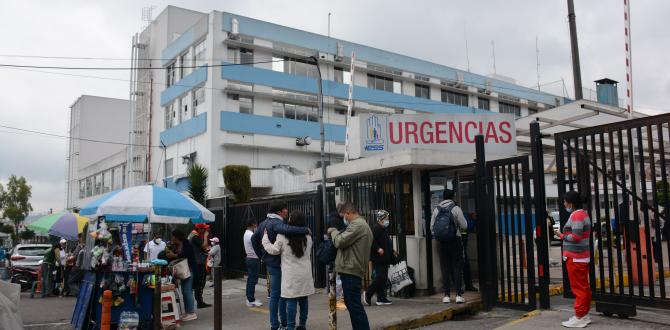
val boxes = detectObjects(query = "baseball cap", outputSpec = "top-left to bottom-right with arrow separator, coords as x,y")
59,239 -> 67,244
195,223 -> 210,229
209,237 -> 219,243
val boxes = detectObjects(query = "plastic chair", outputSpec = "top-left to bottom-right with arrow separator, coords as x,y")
161,289 -> 181,326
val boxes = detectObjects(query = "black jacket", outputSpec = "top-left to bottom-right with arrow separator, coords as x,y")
369,223 -> 394,265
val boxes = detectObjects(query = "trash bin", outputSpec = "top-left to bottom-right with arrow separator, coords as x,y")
630,227 -> 657,285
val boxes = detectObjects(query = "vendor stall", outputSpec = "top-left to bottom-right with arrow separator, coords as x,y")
71,185 -> 214,330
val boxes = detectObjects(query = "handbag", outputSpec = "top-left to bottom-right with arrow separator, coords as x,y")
169,258 -> 191,280
388,260 -> 413,293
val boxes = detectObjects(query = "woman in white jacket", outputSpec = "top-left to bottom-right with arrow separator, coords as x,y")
262,210 -> 314,330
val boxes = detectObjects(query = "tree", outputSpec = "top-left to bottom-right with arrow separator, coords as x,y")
223,165 -> 251,203
187,163 -> 208,205
0,223 -> 14,235
2,175 -> 33,236
19,228 -> 35,241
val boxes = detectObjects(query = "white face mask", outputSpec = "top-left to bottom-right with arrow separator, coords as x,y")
154,238 -> 162,244
382,220 -> 390,228
566,208 -> 573,213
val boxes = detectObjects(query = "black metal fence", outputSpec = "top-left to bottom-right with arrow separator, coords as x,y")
222,190 -> 329,288
554,113 -> 670,311
475,122 -> 551,311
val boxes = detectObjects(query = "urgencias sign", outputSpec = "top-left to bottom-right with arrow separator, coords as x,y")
349,113 -> 517,158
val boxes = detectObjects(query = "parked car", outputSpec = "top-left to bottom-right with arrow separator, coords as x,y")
8,243 -> 51,269
9,244 -> 51,291
550,211 -> 561,242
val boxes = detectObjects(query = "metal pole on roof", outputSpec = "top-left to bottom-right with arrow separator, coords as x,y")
567,0 -> 584,100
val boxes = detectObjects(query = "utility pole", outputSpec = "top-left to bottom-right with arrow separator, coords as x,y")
310,55 -> 335,329
567,0 -> 583,100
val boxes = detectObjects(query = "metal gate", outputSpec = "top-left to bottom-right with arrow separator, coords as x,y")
475,123 -> 551,311
554,113 -> 670,312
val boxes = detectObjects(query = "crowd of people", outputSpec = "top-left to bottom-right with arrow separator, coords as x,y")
40,236 -> 86,298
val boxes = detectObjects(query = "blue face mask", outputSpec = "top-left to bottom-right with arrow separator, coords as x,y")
382,220 -> 390,228
566,207 -> 573,213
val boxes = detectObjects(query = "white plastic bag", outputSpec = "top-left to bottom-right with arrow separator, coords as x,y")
388,260 -> 413,293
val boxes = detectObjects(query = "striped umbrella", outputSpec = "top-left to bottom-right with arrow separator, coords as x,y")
79,185 -> 214,224
27,211 -> 88,241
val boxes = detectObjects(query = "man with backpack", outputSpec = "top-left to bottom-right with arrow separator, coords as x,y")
430,188 -> 468,304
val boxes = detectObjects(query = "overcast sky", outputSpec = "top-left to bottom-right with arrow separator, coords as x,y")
0,0 -> 668,213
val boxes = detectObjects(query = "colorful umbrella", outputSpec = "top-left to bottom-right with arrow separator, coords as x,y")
26,211 -> 88,241
79,185 -> 215,224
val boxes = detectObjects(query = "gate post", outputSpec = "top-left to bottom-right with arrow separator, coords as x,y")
421,171 -> 435,295
530,121 -> 551,309
474,135 -> 494,311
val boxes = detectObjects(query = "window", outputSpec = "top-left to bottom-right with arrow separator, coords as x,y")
94,174 -> 102,196
166,62 -> 176,87
85,177 -> 92,197
499,101 -> 521,117
171,101 -> 179,127
272,101 -> 317,122
194,40 -> 206,67
284,57 -> 318,78
103,171 -> 111,193
528,108 -> 538,116
165,158 -> 173,178
193,87 -> 205,114
239,96 -> 253,114
240,48 -> 253,65
367,74 -> 396,93
79,181 -> 85,199
165,105 -> 173,129
415,84 -> 430,99
477,97 -> 490,110
181,94 -> 192,121
272,56 -> 284,72
179,50 -> 193,79
441,90 -> 468,106
335,67 -> 351,84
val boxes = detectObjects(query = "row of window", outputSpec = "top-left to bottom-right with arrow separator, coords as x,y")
78,164 -> 125,199
166,39 -> 207,87
165,87 -> 205,129
272,101 -> 319,122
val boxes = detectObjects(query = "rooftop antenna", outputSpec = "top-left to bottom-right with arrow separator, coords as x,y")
536,36 -> 541,91
328,12 -> 331,38
141,6 -> 155,29
491,40 -> 497,74
464,23 -> 471,72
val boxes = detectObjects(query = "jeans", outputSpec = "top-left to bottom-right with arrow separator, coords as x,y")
180,275 -> 195,314
193,263 -> 206,303
340,273 -> 370,330
365,263 -> 389,302
438,238 -> 464,296
267,265 -> 287,328
246,258 -> 260,302
285,296 -> 308,330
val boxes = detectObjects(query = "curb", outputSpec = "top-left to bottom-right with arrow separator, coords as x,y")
381,285 -> 564,330
382,301 -> 483,330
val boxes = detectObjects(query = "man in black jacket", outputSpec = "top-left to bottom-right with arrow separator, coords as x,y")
363,210 -> 394,306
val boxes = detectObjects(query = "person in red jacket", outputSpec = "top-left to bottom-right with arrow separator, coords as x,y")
555,191 -> 592,328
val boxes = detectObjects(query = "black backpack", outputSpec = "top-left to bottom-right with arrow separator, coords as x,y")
433,203 -> 457,242
316,239 -> 337,265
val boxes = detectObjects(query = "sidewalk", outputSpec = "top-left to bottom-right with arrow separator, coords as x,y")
180,279 -> 481,329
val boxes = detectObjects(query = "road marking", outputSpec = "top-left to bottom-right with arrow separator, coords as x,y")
248,307 -> 269,314
494,309 -> 541,329
25,323 -> 71,328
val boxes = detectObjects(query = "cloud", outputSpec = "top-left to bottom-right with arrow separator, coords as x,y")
0,0 -> 668,212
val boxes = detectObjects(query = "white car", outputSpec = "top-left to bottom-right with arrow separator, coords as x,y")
8,243 -> 51,269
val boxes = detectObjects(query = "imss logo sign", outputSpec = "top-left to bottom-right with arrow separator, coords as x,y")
364,115 -> 386,151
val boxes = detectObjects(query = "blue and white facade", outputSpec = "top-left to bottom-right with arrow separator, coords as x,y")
139,6 -> 566,200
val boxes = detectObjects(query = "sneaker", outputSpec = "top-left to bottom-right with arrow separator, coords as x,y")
181,313 -> 198,321
561,316 -> 589,328
246,300 -> 263,307
455,295 -> 465,304
362,293 -> 371,306
197,302 -> 212,309
583,315 -> 592,324
336,298 -> 347,310
376,299 -> 393,306
442,296 -> 451,304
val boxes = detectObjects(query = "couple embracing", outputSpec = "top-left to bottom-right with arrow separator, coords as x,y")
251,202 -> 314,330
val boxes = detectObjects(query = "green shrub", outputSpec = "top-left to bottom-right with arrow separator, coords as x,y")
187,163 -> 208,205
223,165 -> 251,203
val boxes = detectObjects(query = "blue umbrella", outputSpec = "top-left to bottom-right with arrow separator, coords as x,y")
80,185 -> 214,224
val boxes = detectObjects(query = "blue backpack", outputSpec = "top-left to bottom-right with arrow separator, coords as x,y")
433,203 -> 457,242
316,239 -> 337,265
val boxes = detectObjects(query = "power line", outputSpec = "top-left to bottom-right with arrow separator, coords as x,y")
0,57 -> 303,71
0,124 -> 163,148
